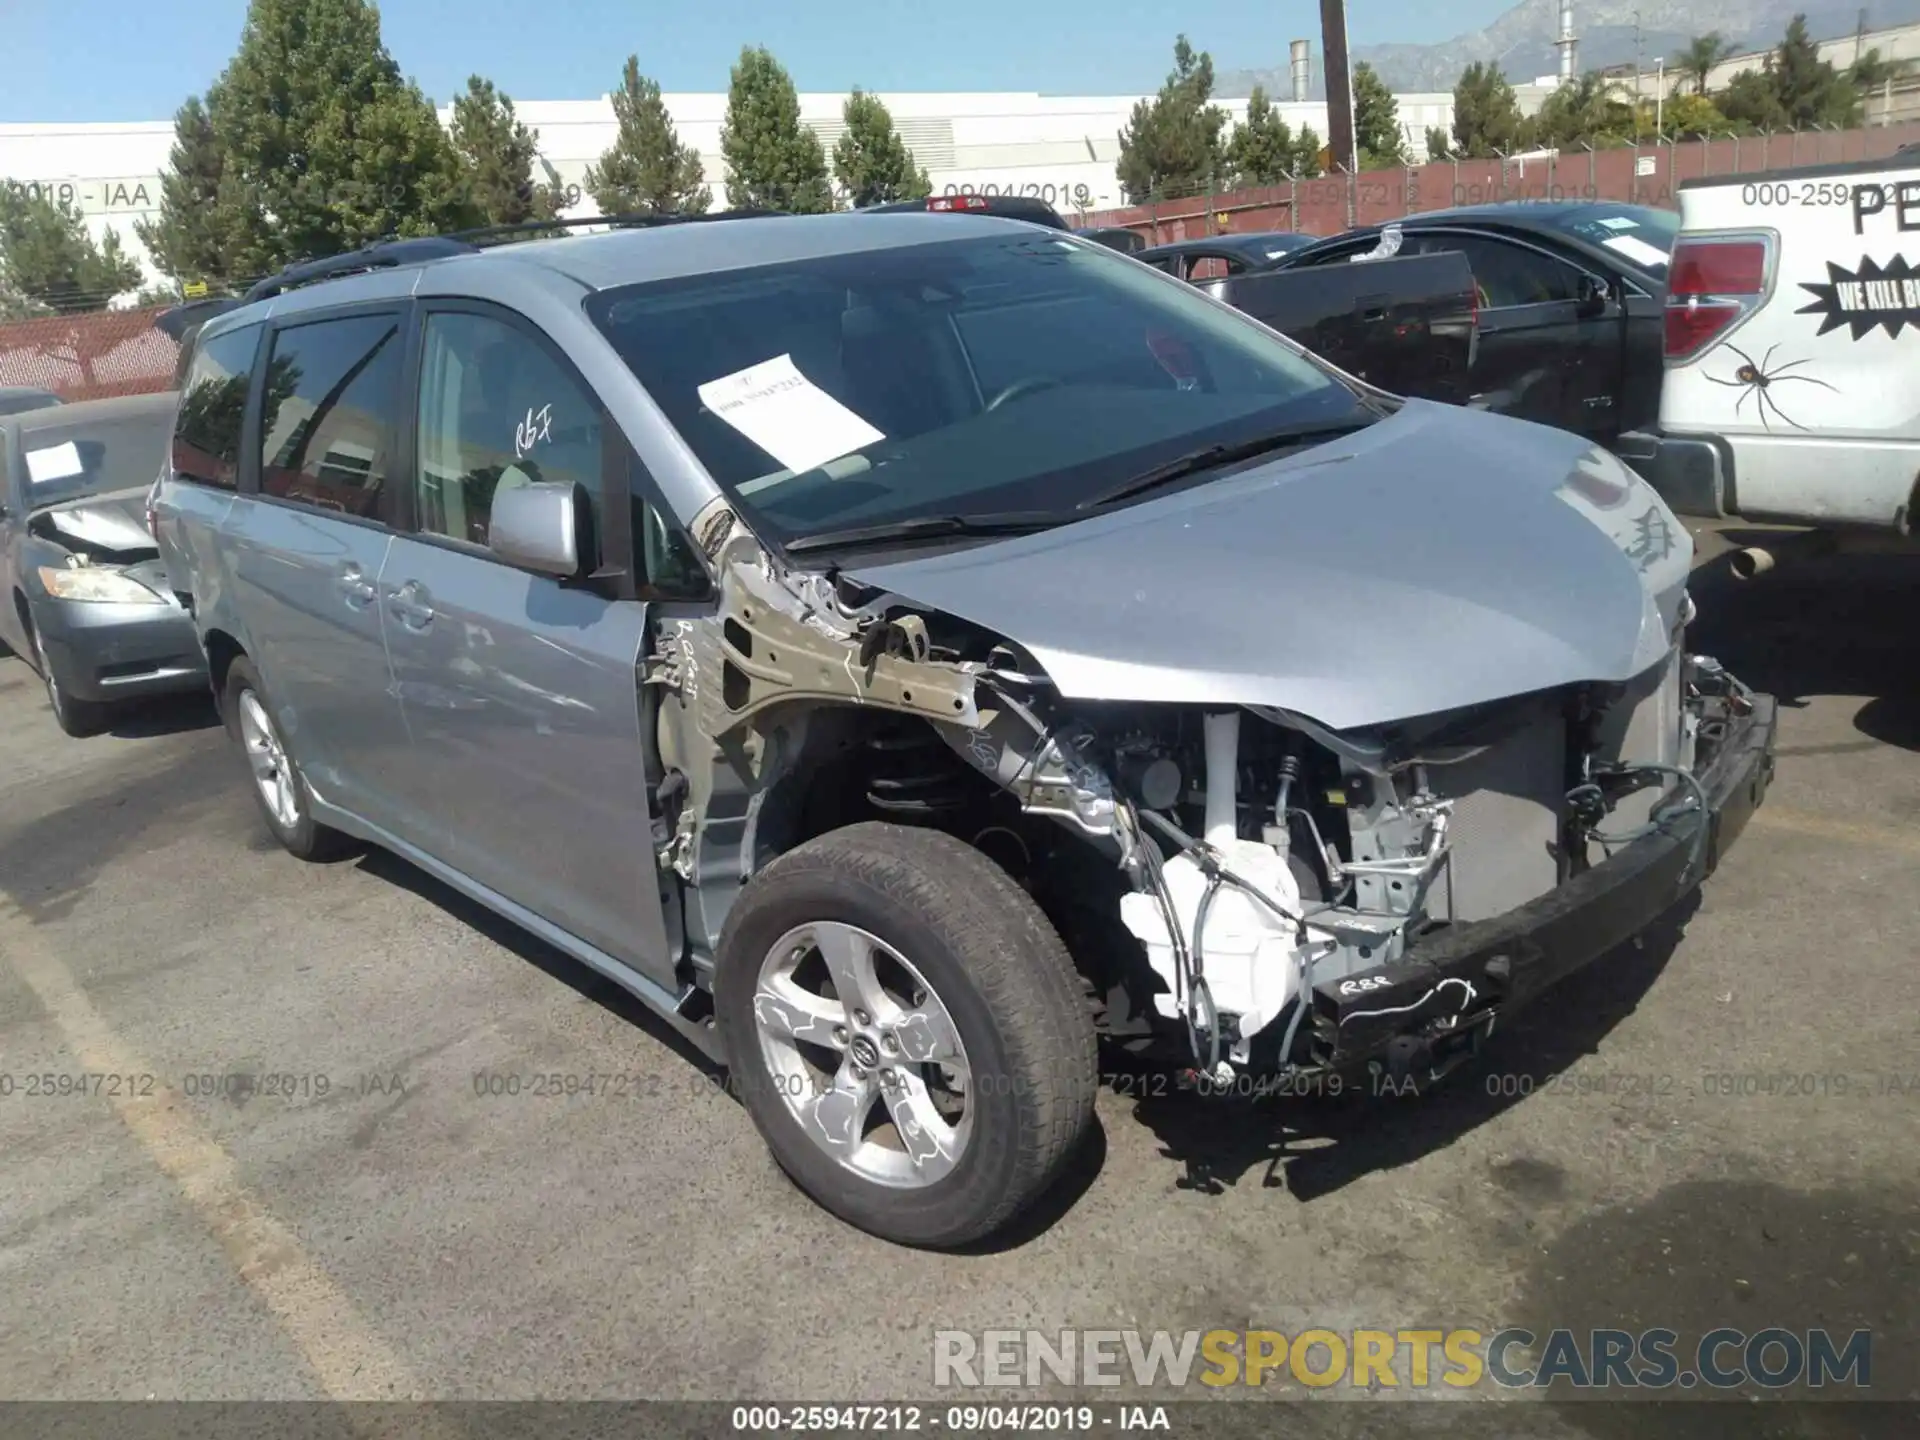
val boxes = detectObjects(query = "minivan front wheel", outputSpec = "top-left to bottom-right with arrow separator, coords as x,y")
223,657 -> 349,861
715,822 -> 1098,1248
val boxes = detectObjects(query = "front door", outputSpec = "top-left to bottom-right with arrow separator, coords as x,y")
1410,230 -> 1622,438
221,308 -> 414,830
377,303 -> 677,986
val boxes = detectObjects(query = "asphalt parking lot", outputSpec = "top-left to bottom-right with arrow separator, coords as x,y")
1,526 -> 1916,1421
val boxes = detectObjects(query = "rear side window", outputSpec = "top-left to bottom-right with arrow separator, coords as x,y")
258,314 -> 404,520
172,324 -> 261,491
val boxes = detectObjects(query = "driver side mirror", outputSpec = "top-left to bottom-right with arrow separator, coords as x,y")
489,480 -> 591,580
1575,273 -> 1611,318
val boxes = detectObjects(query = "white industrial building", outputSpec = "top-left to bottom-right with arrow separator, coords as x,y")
0,77 -> 1454,291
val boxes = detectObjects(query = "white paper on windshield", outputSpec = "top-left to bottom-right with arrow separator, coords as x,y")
1596,216 -> 1638,231
25,440 -> 85,485
1602,234 -> 1670,269
697,354 -> 884,476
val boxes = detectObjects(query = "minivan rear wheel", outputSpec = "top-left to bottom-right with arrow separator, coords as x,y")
714,822 -> 1098,1248
222,657 -> 351,861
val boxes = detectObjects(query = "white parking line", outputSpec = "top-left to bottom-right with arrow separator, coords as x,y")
1,898 -> 452,1418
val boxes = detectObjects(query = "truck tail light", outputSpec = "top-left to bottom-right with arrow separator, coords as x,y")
1664,234 -> 1773,361
928,194 -> 989,212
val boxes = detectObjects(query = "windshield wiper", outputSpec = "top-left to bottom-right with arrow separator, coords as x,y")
783,510 -> 1063,555
1077,420 -> 1374,512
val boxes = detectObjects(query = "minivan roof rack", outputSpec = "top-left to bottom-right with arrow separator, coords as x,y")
240,208 -> 791,304
446,207 -> 790,248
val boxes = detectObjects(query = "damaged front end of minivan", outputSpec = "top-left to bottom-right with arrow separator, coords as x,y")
641,439 -> 1777,1093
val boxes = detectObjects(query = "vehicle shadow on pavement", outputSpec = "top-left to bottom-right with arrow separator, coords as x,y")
103,692 -> 221,738
352,847 -> 729,1083
1121,893 -> 1698,1204
1521,1175 -> 1918,1433
351,843 -> 1112,1248
1690,539 -> 1920,751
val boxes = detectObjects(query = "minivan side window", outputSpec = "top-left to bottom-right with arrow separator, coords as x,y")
413,311 -> 607,549
258,314 -> 404,520
171,324 -> 260,491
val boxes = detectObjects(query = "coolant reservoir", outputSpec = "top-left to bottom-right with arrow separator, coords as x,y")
1120,838 -> 1314,1042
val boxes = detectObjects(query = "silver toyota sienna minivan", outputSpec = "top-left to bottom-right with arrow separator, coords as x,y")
152,211 -> 1776,1248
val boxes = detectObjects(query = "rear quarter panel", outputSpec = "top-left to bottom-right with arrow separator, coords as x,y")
1661,165 -> 1920,525
155,476 -> 239,646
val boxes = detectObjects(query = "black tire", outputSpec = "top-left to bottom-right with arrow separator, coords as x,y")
221,656 -> 352,861
714,821 -> 1098,1248
31,622 -> 107,738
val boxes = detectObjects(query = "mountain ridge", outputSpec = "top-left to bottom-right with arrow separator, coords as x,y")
1216,0 -> 1920,98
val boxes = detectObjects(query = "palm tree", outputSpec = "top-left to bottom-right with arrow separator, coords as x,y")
1681,33 -> 1736,95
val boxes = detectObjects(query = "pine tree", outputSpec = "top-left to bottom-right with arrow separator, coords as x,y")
1425,127 -> 1454,161
1720,65 -> 1788,129
1225,87 -> 1297,186
1352,62 -> 1408,168
134,96 -> 236,290
1450,62 -> 1524,158
1115,35 -> 1230,203
1291,125 -> 1325,179
0,187 -> 143,314
451,76 -> 559,226
208,0 -> 479,277
720,47 -> 833,213
584,57 -> 711,215
1773,15 -> 1837,126
833,90 -> 930,208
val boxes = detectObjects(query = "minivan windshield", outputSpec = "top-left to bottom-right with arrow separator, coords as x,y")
587,231 -> 1371,547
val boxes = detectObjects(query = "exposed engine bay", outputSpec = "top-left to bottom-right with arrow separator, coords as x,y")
644,500 -> 1759,1086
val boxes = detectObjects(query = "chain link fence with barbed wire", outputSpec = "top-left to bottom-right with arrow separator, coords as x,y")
1071,118 -> 1920,243
5,118 -> 1917,405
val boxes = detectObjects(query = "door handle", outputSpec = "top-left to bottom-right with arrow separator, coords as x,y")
388,580 -> 435,630
336,565 -> 377,608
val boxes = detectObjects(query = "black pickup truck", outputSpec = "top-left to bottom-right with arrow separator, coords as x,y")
1190,250 -> 1478,408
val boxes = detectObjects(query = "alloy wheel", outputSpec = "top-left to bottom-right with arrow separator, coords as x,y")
752,921 -> 973,1187
237,688 -> 300,830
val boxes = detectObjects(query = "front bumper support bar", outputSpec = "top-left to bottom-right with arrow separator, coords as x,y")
1311,692 -> 1777,1070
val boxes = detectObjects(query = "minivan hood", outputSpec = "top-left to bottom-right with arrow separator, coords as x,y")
847,402 -> 1692,730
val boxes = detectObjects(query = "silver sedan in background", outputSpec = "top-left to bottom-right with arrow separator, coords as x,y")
0,390 -> 205,735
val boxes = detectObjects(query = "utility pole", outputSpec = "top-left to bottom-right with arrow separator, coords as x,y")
1320,0 -> 1358,177
1631,12 -> 1643,108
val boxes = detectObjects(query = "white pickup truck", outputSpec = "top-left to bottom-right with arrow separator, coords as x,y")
1620,148 -> 1920,571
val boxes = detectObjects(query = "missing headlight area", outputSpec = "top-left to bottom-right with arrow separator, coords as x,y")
644,517 -> 1743,1087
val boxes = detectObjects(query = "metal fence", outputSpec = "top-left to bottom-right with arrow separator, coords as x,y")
0,305 -> 181,403
1080,119 -> 1920,244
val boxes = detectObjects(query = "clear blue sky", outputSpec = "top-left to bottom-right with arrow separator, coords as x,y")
4,0 -> 1511,124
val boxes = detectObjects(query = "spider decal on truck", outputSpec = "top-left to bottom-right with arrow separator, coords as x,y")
1703,343 -> 1837,432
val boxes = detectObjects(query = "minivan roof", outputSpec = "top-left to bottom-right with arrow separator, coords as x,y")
194,210 -> 1030,344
